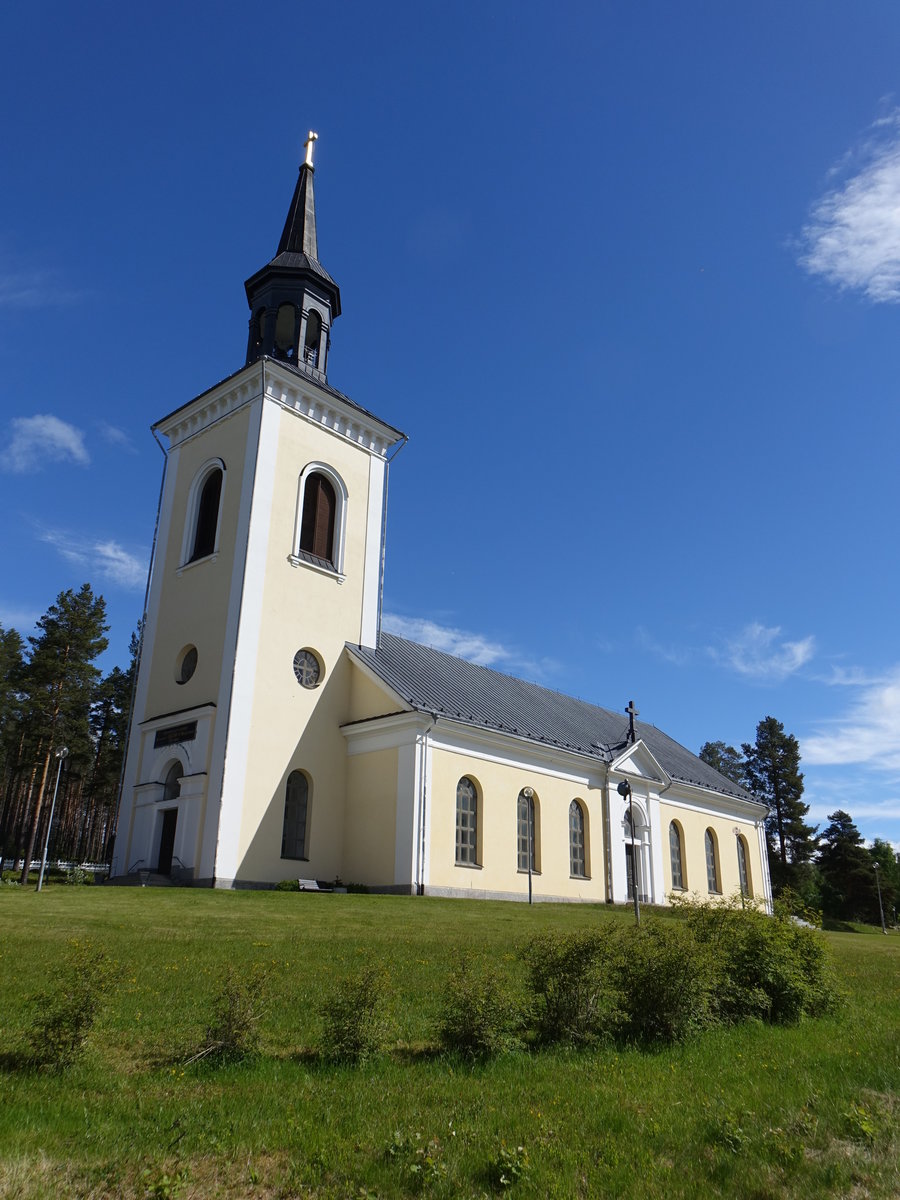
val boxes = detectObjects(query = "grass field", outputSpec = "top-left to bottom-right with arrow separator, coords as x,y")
0,886 -> 897,1199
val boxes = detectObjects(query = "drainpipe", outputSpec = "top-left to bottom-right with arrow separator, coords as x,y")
109,427 -> 169,869
414,715 -> 435,895
600,763 -> 613,902
376,434 -> 408,647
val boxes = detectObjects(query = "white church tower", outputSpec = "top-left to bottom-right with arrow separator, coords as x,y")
112,135 -> 405,886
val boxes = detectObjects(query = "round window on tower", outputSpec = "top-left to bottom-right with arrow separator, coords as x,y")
293,648 -> 322,689
176,645 -> 198,685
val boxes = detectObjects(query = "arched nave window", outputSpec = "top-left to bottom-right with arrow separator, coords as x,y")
736,833 -> 751,897
669,821 -> 685,891
517,789 -> 538,872
455,776 -> 479,865
569,799 -> 587,877
705,828 -> 721,894
281,770 -> 310,860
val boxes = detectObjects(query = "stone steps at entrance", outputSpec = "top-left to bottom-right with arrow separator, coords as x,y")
107,871 -> 176,887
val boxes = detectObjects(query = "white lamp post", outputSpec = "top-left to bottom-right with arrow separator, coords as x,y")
873,861 -> 887,935
36,746 -> 69,893
617,780 -> 640,925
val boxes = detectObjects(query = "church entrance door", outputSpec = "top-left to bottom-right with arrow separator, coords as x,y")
157,809 -> 177,875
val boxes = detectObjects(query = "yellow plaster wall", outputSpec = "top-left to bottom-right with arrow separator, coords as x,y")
659,801 -> 764,903
231,403 -> 381,882
343,747 -> 400,885
348,667 -> 401,723
428,747 -> 604,900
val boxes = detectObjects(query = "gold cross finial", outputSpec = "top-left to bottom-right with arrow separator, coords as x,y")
304,130 -> 319,168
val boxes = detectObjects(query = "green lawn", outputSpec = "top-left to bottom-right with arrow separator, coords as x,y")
0,887 -> 897,1199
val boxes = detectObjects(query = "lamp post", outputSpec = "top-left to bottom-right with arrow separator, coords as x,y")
873,862 -> 887,935
522,787 -> 534,905
36,746 -> 69,893
617,780 -> 640,925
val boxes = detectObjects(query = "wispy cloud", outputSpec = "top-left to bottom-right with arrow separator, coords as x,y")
383,613 -> 516,667
635,626 -> 690,667
799,109 -> 900,302
0,263 -> 84,309
97,422 -> 137,453
803,664 -> 900,770
714,622 -> 815,681
39,529 -> 146,590
1,415 -> 89,473
0,605 -> 39,633
382,612 -> 559,680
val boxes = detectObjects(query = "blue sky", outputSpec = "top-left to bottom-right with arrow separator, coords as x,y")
2,1 -> 899,848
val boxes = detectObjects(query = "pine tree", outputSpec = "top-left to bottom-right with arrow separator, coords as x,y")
698,741 -> 745,787
818,810 -> 878,923
742,716 -> 816,894
869,838 -> 899,926
18,585 -> 108,884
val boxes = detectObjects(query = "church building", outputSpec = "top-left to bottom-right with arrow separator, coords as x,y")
111,135 -> 772,909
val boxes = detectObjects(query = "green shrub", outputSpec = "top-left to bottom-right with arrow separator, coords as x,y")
521,931 -> 622,1045
23,939 -> 114,1070
274,878 -> 300,891
438,953 -> 522,1058
615,920 -> 716,1044
65,864 -> 93,885
684,900 -> 840,1025
187,964 -> 269,1064
320,964 -> 390,1063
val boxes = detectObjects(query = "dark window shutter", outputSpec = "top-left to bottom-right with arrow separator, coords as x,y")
300,473 -> 336,564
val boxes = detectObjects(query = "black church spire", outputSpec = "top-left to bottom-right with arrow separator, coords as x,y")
244,131 -> 341,375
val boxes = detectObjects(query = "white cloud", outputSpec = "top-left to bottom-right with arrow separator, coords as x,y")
383,613 -> 515,667
717,622 -> 815,681
1,415 -> 90,473
803,664 -> 900,771
39,529 -> 146,590
799,110 -> 900,302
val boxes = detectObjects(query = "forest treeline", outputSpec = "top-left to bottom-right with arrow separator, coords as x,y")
0,584 -> 137,882
701,721 -> 898,928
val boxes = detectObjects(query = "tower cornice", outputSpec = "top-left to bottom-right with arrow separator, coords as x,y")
153,358 -> 404,457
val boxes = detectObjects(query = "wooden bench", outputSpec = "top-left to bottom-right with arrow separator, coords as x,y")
298,877 -> 329,892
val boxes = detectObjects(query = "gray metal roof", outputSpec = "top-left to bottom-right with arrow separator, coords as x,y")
349,633 -> 759,804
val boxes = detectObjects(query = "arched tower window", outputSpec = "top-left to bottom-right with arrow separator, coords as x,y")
190,467 -> 223,562
737,834 -> 751,897
162,761 -> 183,802
569,799 -> 586,877
705,829 -> 720,894
274,303 -> 297,360
669,821 -> 685,891
455,776 -> 478,865
281,770 -> 310,860
299,472 -> 336,564
303,309 -> 322,367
